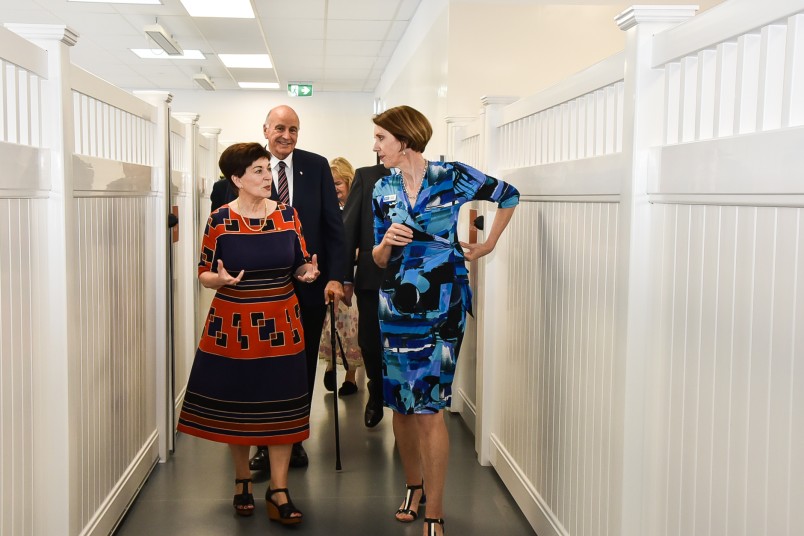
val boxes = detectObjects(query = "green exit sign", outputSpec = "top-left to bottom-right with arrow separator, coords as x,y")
288,83 -> 313,97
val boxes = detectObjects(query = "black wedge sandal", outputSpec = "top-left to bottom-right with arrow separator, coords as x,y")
424,517 -> 445,536
265,487 -> 303,525
395,482 -> 426,523
232,478 -> 254,517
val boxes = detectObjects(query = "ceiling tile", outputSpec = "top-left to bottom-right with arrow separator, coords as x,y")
325,40 -> 381,56
328,0 -> 398,20
321,80 -> 366,92
270,39 -> 325,57
326,19 -> 391,41
255,0 -> 326,20
396,0 -> 421,20
386,20 -> 407,41
322,68 -> 372,81
227,67 -> 278,83
0,0 -> 421,95
379,40 -> 397,56
325,55 -> 376,70
62,13 -> 142,36
190,18 -> 265,51
263,18 -> 325,40
280,66 -> 324,81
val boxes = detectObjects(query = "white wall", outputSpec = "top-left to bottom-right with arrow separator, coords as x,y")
376,0 -> 725,158
376,0 -> 451,159
170,89 -> 377,170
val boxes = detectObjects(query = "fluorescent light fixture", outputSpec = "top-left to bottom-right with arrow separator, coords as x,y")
219,54 -> 272,69
131,49 -> 205,60
144,23 -> 183,56
69,0 -> 161,4
238,82 -> 280,90
193,73 -> 215,91
180,0 -> 254,18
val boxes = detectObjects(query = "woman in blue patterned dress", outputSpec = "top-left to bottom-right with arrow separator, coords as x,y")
371,106 -> 519,536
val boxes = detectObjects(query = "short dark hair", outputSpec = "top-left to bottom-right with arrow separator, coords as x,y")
372,105 -> 432,153
218,142 -> 270,189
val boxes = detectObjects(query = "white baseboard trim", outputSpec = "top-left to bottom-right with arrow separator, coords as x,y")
489,434 -> 567,536
79,430 -> 159,536
174,385 -> 187,428
453,388 -> 477,436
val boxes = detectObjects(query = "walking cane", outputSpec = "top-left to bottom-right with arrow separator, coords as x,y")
328,292 -> 343,470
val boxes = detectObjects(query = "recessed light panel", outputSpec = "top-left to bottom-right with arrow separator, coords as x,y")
179,0 -> 254,18
239,82 -> 280,90
219,54 -> 272,69
131,49 -> 205,60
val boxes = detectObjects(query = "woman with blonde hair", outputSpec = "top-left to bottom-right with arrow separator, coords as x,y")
320,156 -> 364,396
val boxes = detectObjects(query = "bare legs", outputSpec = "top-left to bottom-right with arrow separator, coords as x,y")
392,411 -> 449,535
228,444 -> 299,519
228,444 -> 254,514
266,444 -> 301,519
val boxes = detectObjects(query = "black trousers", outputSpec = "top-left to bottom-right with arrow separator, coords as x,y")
356,289 -> 383,403
300,301 -> 327,406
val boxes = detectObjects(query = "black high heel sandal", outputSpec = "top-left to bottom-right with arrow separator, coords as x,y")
265,487 -> 303,525
424,517 -> 445,536
323,369 -> 336,391
232,478 -> 254,516
395,482 -> 426,522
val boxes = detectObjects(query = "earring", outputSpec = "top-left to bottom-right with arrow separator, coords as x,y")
403,150 -> 406,156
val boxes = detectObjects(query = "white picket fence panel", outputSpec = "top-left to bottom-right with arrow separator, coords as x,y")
0,23 -> 220,536
452,2 -> 804,535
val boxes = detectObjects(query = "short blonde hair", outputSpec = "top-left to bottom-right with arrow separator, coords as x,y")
330,157 -> 355,191
372,105 -> 432,153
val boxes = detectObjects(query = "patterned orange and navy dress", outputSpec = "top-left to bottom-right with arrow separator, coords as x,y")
177,202 -> 311,446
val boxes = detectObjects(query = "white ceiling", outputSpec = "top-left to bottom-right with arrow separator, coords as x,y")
0,0 -> 422,93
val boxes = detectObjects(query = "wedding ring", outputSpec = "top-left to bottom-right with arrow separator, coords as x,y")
391,233 -> 396,240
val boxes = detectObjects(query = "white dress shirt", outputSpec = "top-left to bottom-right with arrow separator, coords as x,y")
270,153 -> 294,203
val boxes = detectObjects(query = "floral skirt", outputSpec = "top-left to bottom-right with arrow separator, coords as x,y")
319,300 -> 363,369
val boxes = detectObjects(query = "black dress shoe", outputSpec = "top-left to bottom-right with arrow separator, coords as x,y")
323,370 -> 336,392
338,380 -> 358,397
364,399 -> 384,428
289,442 -> 308,468
249,446 -> 270,472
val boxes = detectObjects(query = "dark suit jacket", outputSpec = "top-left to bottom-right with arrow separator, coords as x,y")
342,164 -> 389,290
271,148 -> 347,308
210,178 -> 236,212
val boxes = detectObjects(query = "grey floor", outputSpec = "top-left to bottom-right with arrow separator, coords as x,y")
114,368 -> 535,535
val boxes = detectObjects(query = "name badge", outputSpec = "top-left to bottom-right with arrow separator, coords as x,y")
383,194 -> 397,202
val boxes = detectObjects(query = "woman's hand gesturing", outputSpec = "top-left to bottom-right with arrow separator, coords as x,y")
294,254 -> 320,283
459,241 -> 492,262
199,259 -> 244,289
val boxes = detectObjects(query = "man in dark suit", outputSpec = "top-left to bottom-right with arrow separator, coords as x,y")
342,164 -> 389,427
249,105 -> 346,471
209,176 -> 236,212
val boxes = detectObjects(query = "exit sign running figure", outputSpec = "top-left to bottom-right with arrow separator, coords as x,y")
288,83 -> 313,97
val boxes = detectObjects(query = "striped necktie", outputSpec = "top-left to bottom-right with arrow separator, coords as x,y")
276,161 -> 290,204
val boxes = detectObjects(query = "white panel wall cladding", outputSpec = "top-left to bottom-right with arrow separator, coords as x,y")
649,203 -> 804,536
498,200 -> 620,536
499,81 -> 624,169
0,199 -> 46,536
74,196 -> 157,527
73,92 -> 154,165
0,60 -> 43,147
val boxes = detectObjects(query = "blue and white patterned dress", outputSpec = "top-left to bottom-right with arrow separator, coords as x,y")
372,161 -> 519,414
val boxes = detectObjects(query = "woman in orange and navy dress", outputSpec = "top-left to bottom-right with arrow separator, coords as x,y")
177,142 -> 319,525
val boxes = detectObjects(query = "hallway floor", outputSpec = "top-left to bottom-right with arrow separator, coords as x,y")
114,368 -> 535,535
